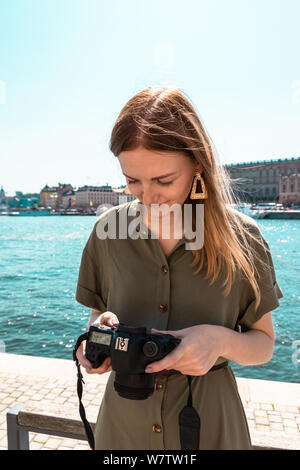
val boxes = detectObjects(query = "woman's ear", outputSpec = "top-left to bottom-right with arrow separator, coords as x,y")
194,163 -> 204,174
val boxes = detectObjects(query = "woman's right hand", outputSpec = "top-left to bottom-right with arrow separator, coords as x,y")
76,311 -> 119,375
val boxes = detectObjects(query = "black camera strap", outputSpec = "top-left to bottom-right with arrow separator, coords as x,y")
178,361 -> 228,450
73,332 -> 95,450
178,375 -> 201,450
73,332 -> 228,451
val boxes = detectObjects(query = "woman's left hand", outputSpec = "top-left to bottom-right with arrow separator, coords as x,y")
145,324 -> 226,376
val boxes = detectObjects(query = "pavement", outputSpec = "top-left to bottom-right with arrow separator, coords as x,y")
0,352 -> 299,450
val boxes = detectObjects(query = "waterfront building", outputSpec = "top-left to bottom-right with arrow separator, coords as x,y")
1,192 -> 40,210
40,183 -> 73,210
112,187 -> 136,205
279,173 -> 300,205
39,186 -> 58,209
75,185 -> 118,208
225,157 -> 300,203
62,190 -> 76,209
75,185 -> 135,208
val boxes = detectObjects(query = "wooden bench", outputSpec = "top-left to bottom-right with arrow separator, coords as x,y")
6,403 -> 95,450
7,403 -> 286,450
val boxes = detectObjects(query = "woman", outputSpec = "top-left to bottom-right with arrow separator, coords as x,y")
75,86 -> 283,450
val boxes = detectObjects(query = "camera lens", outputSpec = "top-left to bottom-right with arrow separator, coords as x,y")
114,373 -> 155,400
143,341 -> 159,358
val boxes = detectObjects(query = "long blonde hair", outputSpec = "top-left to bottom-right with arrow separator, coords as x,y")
110,86 -> 269,311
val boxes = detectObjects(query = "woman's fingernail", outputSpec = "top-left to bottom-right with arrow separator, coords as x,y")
145,367 -> 152,373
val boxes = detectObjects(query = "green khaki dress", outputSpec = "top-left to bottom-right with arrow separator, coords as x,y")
75,199 -> 283,450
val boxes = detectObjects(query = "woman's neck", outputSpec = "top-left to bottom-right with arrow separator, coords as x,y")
142,204 -> 184,240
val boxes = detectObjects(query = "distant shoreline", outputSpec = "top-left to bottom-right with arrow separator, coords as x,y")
1,210 -> 300,219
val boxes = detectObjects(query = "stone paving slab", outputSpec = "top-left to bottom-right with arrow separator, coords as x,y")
0,353 -> 299,450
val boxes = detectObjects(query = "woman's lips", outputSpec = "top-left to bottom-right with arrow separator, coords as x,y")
145,201 -> 170,208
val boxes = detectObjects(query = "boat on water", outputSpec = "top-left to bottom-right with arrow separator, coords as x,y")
0,208 -> 93,216
231,202 -> 300,219
0,209 -> 53,216
2,203 -> 299,219
228,202 -> 253,217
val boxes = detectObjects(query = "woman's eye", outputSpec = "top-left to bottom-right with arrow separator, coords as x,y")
127,180 -> 173,185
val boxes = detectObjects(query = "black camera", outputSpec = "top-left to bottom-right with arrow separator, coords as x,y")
85,322 -> 181,400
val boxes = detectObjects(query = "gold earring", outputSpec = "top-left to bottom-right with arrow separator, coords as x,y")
190,171 -> 208,199
124,185 -> 131,195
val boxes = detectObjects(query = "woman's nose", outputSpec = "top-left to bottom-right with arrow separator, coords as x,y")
142,184 -> 156,206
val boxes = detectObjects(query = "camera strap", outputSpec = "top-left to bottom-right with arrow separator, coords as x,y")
73,331 -> 228,451
178,361 -> 229,450
178,375 -> 201,450
73,332 -> 95,450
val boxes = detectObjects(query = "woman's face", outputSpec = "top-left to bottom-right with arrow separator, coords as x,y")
118,146 -> 202,210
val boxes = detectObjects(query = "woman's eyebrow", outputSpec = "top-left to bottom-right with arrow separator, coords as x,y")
123,171 -> 177,180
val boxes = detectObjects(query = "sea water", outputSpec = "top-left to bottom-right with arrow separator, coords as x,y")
0,215 -> 299,383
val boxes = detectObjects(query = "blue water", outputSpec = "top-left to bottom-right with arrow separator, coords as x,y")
0,216 -> 299,383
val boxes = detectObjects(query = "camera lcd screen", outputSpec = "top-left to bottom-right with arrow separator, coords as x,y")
90,331 -> 112,346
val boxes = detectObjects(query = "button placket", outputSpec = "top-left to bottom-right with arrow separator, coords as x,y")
150,381 -> 166,449
152,424 -> 162,433
159,303 -> 168,313
158,262 -> 169,320
155,382 -> 164,391
161,264 -> 169,274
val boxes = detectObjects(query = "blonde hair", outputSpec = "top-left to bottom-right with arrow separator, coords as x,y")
110,86 -> 269,311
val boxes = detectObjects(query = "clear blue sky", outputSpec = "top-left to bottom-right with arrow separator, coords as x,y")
0,0 -> 299,194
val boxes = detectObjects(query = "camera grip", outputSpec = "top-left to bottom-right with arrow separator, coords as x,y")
85,345 -> 110,369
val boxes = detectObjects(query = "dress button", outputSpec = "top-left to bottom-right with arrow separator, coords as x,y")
155,382 -> 164,391
159,303 -> 168,313
152,424 -> 162,433
161,265 -> 168,274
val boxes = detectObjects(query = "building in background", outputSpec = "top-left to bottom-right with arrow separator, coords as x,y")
225,157 -> 300,204
112,187 -> 136,205
75,185 -> 135,210
0,190 -> 40,210
39,185 -> 56,209
62,190 -> 76,209
279,173 -> 300,205
40,183 -> 73,210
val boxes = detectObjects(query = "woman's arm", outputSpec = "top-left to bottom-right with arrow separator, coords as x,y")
222,312 -> 275,366
87,308 -> 103,329
145,312 -> 275,375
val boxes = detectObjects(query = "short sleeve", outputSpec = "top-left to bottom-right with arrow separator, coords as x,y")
237,223 -> 283,331
75,224 -> 108,313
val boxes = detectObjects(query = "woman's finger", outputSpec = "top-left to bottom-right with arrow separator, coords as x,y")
99,311 -> 119,327
145,345 -> 184,373
76,342 -> 93,370
86,356 -> 112,374
151,327 -> 177,336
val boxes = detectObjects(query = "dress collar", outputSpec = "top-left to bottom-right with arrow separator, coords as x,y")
127,199 -> 195,252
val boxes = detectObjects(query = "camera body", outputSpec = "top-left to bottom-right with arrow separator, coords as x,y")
85,322 -> 181,400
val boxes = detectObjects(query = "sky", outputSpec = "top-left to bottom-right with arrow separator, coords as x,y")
0,0 -> 299,195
